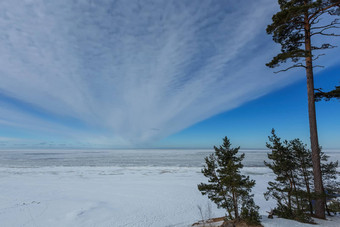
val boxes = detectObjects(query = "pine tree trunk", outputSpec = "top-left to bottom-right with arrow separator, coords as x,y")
288,178 -> 292,211
292,178 -> 300,211
233,190 -> 239,219
300,155 -> 313,214
304,16 -> 325,219
303,170 -> 313,215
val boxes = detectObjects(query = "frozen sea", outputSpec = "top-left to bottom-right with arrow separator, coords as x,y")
0,148 -> 276,168
4,148 -> 339,168
0,149 -> 339,227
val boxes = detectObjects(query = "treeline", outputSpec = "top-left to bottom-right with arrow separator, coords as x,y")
198,131 -> 340,226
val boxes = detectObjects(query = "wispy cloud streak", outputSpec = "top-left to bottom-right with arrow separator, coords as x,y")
0,0 -> 338,146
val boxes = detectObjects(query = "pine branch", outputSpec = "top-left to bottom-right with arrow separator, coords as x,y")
274,63 -> 306,74
310,18 -> 322,26
311,18 -> 340,30
311,44 -> 337,50
311,20 -> 340,36
266,49 -> 307,68
311,31 -> 340,36
311,19 -> 340,36
308,1 -> 340,21
312,54 -> 325,61
312,65 -> 325,69
310,12 -> 324,25
315,85 -> 340,101
311,25 -> 340,34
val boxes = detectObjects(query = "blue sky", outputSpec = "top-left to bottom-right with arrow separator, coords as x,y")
0,0 -> 339,149
156,64 -> 340,149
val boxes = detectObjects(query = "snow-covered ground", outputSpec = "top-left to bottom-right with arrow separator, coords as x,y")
1,149 -> 339,226
1,166 -> 339,227
0,166 -> 227,227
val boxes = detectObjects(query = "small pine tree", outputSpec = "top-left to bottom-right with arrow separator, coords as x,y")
198,136 -> 260,225
290,138 -> 314,215
264,129 -> 300,220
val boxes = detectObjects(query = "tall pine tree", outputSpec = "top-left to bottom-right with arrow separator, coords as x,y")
266,0 -> 340,219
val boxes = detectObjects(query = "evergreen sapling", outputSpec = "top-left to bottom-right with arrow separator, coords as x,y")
198,136 -> 261,225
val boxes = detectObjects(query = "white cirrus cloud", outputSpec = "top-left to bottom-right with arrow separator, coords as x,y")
0,0 -> 339,146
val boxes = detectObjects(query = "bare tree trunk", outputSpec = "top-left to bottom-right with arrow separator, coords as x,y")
304,16 -> 325,219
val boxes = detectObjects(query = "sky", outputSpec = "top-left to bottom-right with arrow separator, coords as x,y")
0,0 -> 339,149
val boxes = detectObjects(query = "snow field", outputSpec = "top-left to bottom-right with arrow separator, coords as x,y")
0,167 -> 338,227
